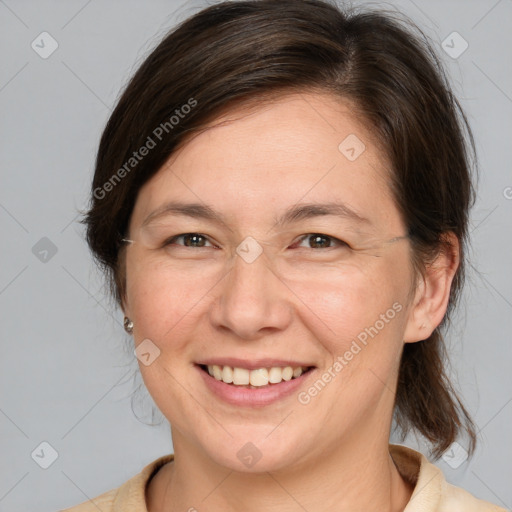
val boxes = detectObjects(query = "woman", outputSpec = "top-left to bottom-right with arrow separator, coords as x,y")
62,0 -> 507,510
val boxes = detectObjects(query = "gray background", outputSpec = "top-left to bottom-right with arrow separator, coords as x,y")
0,0 -> 511,510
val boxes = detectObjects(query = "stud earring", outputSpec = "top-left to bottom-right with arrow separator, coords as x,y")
124,316 -> 134,333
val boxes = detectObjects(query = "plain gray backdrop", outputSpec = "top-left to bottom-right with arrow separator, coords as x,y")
1,0 -> 511,510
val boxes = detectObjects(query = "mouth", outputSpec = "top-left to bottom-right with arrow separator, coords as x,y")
197,363 -> 315,389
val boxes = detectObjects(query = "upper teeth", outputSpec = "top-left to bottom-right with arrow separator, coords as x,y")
207,365 -> 306,386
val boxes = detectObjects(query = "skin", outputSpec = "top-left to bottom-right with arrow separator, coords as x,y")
122,92 -> 458,512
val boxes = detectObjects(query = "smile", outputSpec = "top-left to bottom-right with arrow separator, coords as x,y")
196,362 -> 316,407
203,364 -> 311,387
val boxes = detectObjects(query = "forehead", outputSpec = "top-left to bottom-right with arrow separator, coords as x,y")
131,92 -> 403,234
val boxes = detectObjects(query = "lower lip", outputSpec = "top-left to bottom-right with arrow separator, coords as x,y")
196,365 -> 315,407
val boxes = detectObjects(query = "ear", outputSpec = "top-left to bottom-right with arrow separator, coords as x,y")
403,233 -> 459,343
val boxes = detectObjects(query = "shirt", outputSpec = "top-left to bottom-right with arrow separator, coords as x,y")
59,444 -> 508,511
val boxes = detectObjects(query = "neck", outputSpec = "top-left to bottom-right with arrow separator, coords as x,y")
147,428 -> 413,512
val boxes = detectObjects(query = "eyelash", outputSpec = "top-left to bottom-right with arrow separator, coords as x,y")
162,233 -> 349,250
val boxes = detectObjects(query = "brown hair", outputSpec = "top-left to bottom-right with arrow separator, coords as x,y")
81,0 -> 477,459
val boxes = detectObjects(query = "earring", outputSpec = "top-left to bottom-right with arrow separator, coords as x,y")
124,316 -> 134,333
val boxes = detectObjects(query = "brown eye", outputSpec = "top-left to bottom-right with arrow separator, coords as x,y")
294,233 -> 349,249
308,234 -> 331,249
164,233 -> 213,248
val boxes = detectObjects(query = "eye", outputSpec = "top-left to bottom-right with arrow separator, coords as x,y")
292,233 -> 349,250
163,233 -> 216,248
161,232 -> 348,251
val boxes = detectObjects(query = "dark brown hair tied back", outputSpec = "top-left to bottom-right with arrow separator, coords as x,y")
81,0 -> 477,459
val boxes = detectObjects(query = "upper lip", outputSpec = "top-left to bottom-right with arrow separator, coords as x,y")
196,357 -> 315,370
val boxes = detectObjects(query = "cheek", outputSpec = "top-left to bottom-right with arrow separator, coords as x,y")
295,258 -> 411,408
125,257 -> 214,347
306,270 -> 407,409
290,257 -> 410,340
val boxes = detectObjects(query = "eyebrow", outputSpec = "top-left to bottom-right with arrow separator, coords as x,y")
141,200 -> 371,230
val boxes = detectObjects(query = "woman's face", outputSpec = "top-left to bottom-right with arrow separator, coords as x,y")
124,92 -> 418,471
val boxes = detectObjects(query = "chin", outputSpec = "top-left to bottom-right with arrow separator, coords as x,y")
199,428 -> 308,474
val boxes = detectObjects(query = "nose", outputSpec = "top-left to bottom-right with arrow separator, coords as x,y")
210,250 -> 293,340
